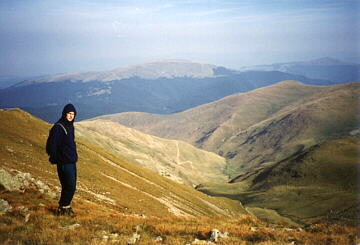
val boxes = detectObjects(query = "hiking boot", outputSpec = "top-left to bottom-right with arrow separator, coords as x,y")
56,206 -> 75,217
64,207 -> 75,217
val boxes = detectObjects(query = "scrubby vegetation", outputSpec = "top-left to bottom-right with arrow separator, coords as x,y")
1,187 -> 357,245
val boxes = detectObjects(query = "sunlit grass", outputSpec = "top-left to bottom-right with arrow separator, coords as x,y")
1,187 -> 357,245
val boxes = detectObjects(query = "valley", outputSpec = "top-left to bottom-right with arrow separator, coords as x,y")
90,81 -> 359,226
75,119 -> 228,186
196,137 -> 359,225
0,58 -> 359,244
0,107 -> 358,244
95,81 -> 359,176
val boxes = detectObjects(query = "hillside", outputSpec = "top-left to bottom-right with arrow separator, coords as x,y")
2,188 -> 357,245
218,81 -> 359,176
196,136 -> 359,225
0,110 -> 358,244
0,108 -> 244,218
97,81 -> 359,177
75,119 -> 228,186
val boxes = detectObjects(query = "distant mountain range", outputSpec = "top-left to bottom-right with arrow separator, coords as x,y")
0,74 -> 48,89
15,59 -> 218,86
0,58 -> 351,122
239,57 -> 360,83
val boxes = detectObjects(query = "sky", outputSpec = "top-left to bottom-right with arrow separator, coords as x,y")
0,0 -> 358,78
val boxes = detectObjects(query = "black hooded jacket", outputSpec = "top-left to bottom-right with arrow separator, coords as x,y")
47,104 -> 78,164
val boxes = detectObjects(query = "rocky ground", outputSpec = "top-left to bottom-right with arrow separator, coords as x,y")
1,167 -> 358,245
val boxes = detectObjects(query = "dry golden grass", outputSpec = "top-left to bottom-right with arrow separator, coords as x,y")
75,119 -> 228,187
0,108 -> 358,245
0,108 -> 245,219
1,187 -> 357,245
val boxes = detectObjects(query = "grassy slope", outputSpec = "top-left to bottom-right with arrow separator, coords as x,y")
0,111 -> 358,243
196,137 -> 359,225
94,81 -> 327,146
75,119 -> 228,187
2,188 -> 357,245
77,81 -> 360,225
95,81 -> 359,177
0,108 -> 244,218
221,82 -> 359,176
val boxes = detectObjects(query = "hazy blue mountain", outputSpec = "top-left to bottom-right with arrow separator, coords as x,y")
0,74 -> 49,89
0,59 -> 334,122
239,57 -> 360,83
14,59 -> 218,86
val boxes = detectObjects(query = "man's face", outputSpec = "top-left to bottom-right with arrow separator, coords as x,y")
66,112 -> 75,122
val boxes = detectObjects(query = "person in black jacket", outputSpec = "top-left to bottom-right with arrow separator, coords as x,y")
47,104 -> 78,216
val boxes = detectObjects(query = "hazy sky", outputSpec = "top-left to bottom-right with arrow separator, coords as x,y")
0,0 -> 358,77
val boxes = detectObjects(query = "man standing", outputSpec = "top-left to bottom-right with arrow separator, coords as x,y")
46,104 -> 78,216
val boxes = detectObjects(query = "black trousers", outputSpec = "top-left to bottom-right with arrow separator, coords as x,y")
57,163 -> 77,207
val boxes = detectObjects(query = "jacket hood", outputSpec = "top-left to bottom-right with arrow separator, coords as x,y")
62,104 -> 77,118
58,104 -> 77,125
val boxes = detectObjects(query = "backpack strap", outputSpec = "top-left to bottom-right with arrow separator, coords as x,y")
55,123 -> 68,135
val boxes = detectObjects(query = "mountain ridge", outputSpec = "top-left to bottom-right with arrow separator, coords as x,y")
239,57 -> 360,83
240,57 -> 354,70
12,57 -> 351,88
1,69 -> 328,123
94,81 -> 360,177
0,57 -> 355,125
14,60 -> 219,87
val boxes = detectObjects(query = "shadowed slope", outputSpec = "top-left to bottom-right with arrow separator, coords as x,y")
221,82 -> 359,176
196,137 -> 359,225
